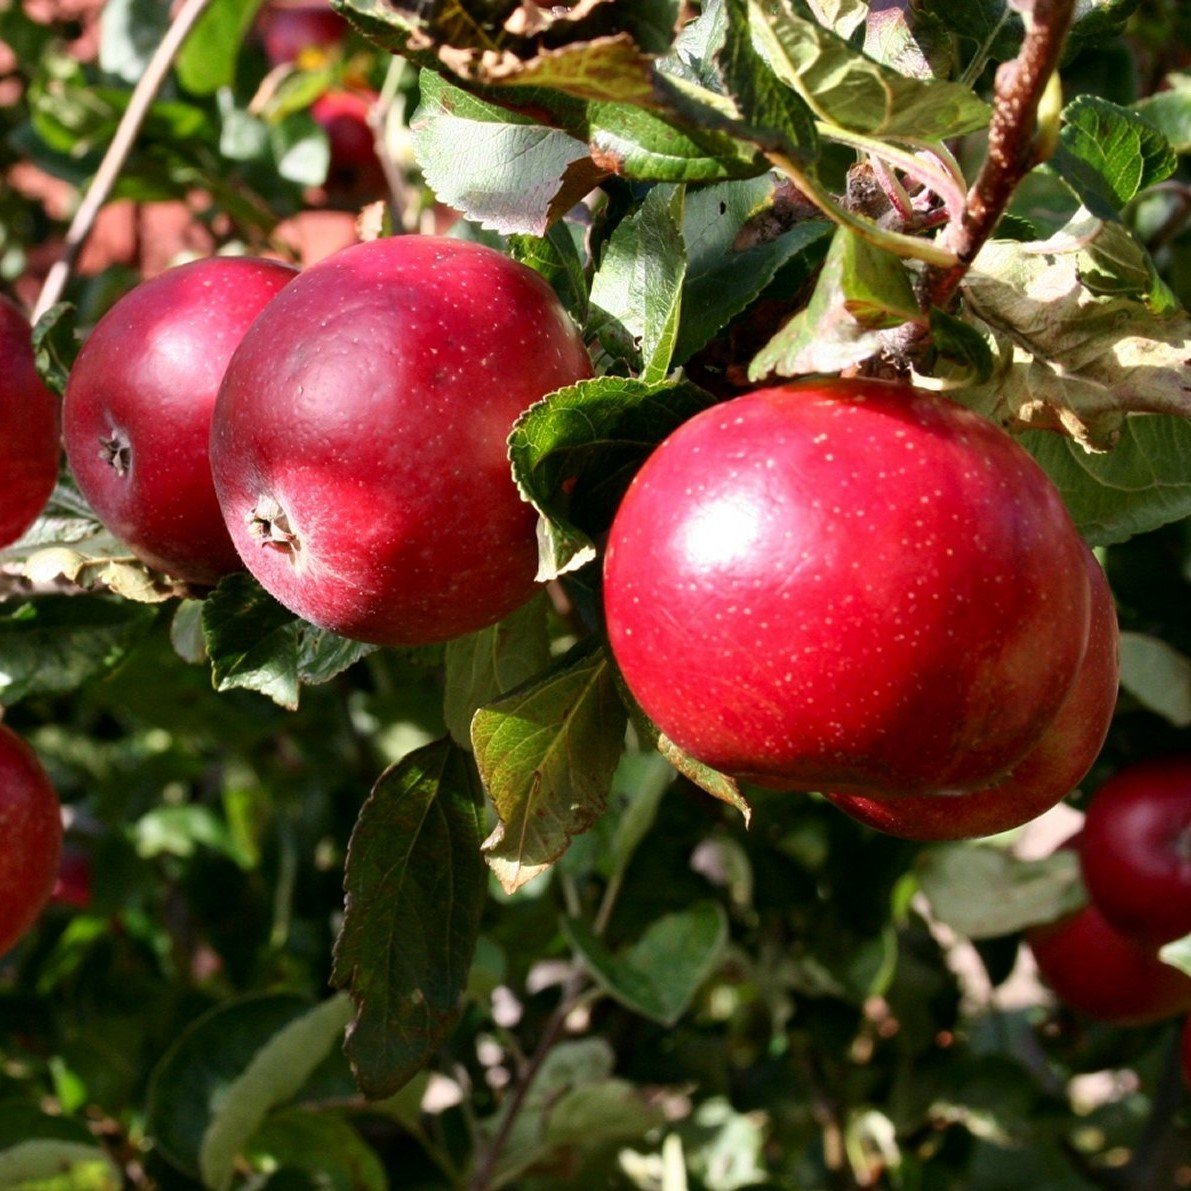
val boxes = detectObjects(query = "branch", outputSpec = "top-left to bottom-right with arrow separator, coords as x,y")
32,0 -> 215,324
917,0 -> 1076,313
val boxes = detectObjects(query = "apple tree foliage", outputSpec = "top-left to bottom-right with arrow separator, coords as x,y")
1,0 -> 1190,1187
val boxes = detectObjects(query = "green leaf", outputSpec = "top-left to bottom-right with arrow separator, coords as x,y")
1134,74 -> 1191,155
443,595 -> 552,748
410,71 -> 602,236
0,597 -> 155,706
749,226 -> 920,379
918,846 -> 1085,939
31,301 -> 78,397
1118,632 -> 1191,727
270,112 -> 332,188
508,375 -> 718,580
657,732 -> 753,823
588,184 -> 688,382
718,0 -> 819,163
202,575 -> 374,710
0,1142 -> 121,1190
473,640 -> 628,893
508,223 -> 589,324
563,901 -> 728,1025
928,306 -> 994,383
145,994 -> 330,1180
676,177 -> 832,364
1020,417 -> 1191,545
331,738 -> 487,1099
199,996 -> 354,1191
750,0 -> 989,138
1051,96 -> 1178,219
245,1110 -> 388,1191
176,0 -> 265,95
1159,933 -> 1191,977
961,224 -> 1191,449
98,0 -> 170,85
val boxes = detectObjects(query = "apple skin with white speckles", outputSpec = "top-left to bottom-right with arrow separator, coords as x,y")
64,256 -> 298,585
0,295 -> 59,549
211,236 -> 593,646
603,379 -> 1092,797
827,543 -> 1118,838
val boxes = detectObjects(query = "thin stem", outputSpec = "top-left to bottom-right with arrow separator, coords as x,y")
369,54 -> 413,233
33,0 -> 215,323
918,0 -> 1077,313
468,968 -> 587,1191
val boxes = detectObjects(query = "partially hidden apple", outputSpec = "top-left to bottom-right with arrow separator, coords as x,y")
1029,899 -> 1191,1026
211,235 -> 593,645
604,379 -> 1091,796
63,256 -> 298,585
0,723 -> 62,958
257,0 -> 347,66
1080,755 -> 1191,947
827,544 -> 1118,840
0,294 -> 59,548
311,90 -> 384,194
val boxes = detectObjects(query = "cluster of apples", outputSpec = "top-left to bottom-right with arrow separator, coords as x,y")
1029,757 -> 1191,1028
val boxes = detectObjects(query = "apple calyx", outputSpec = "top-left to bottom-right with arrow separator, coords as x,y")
99,429 -> 131,477
249,497 -> 301,554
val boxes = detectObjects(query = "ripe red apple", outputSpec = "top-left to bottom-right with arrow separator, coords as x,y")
50,846 -> 92,911
604,379 -> 1091,796
257,0 -> 347,66
63,256 -> 297,585
1080,755 -> 1191,947
826,545 -> 1119,840
311,90 -> 384,194
211,235 -> 593,645
0,723 -> 62,957
0,295 -> 59,548
1029,900 -> 1191,1026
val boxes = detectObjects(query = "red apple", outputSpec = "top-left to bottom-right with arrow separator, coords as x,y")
0,295 -> 59,548
50,846 -> 92,911
211,235 -> 593,645
827,545 -> 1119,839
63,256 -> 297,585
257,0 -> 347,66
1080,755 -> 1191,947
1029,900 -> 1191,1026
0,723 -> 62,957
604,379 -> 1091,796
311,90 -> 384,193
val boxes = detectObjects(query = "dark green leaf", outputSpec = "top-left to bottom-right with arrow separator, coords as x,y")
0,597 -> 155,706
563,901 -> 728,1025
918,846 -> 1085,939
508,375 -> 719,580
508,223 -> 590,323
245,1110 -> 387,1191
202,575 -> 374,709
750,226 -> 920,379
473,640 -> 627,892
331,738 -> 487,1098
929,306 -> 994,382
588,184 -> 688,381
176,0 -> 265,96
31,301 -> 79,397
1051,96 -> 1178,219
675,177 -> 832,365
145,994 -> 330,1180
443,595 -> 552,748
